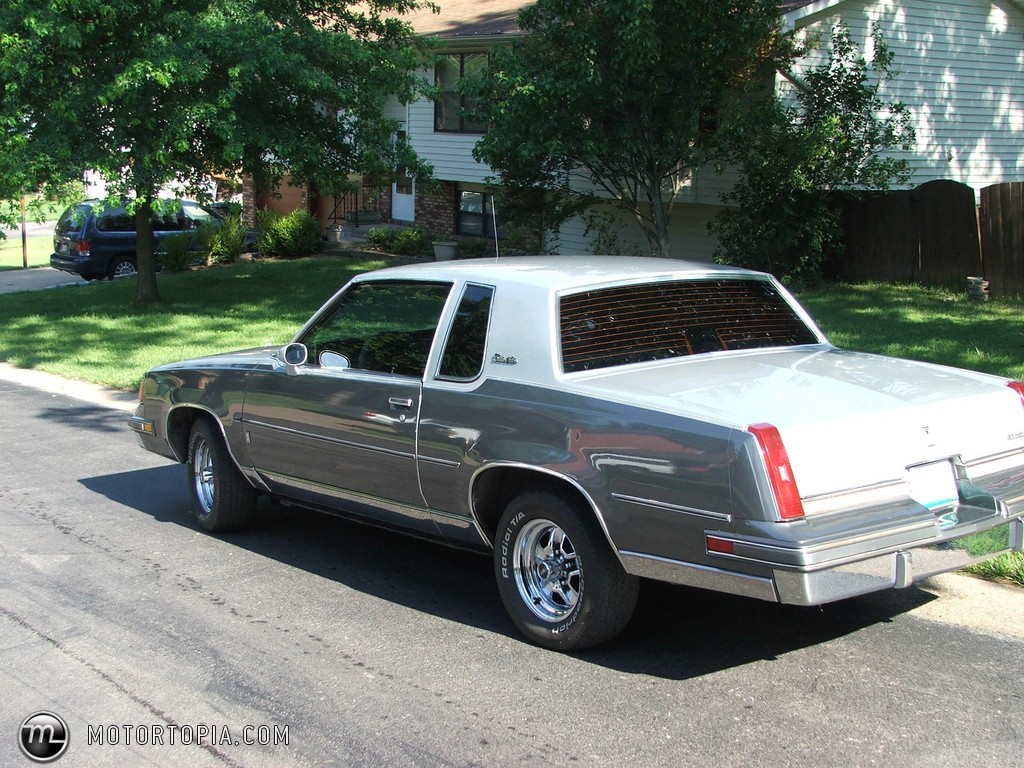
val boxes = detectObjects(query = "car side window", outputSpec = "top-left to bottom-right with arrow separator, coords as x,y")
300,280 -> 451,377
437,283 -> 494,380
95,206 -> 134,232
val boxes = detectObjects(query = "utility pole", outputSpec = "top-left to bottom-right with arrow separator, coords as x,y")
21,194 -> 28,268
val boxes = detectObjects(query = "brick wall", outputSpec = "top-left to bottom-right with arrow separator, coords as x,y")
415,182 -> 457,236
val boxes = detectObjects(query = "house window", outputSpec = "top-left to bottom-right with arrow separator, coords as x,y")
457,188 -> 507,239
435,53 -> 488,133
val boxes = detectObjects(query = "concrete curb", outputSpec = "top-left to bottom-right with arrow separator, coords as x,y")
0,362 -> 138,412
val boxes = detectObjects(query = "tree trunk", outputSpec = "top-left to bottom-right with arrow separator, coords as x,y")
648,184 -> 673,259
134,196 -> 161,305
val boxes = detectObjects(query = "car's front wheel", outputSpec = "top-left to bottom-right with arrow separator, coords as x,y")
187,419 -> 256,532
494,489 -> 639,650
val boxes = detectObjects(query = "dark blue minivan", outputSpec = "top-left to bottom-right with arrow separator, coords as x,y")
50,199 -> 221,280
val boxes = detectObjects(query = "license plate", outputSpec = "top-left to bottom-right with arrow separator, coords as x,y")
908,460 -> 958,511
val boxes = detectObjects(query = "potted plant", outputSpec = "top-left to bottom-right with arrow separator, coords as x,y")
432,239 -> 458,261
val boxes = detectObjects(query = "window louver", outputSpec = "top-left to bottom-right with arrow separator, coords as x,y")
560,279 -> 818,373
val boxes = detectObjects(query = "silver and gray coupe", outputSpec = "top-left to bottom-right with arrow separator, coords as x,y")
130,257 -> 1024,650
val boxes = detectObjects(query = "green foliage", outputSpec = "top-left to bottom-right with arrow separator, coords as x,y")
365,226 -> 430,256
159,232 -> 198,273
0,0 -> 433,303
255,209 -> 322,259
714,23 -> 916,283
472,0 -> 787,257
205,215 -> 249,265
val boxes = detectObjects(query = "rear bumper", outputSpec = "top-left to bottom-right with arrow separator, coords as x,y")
621,514 -> 1023,606
772,515 -> 1023,605
50,252 -> 104,275
622,454 -> 1024,606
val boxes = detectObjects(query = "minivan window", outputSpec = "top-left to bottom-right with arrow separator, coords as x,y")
55,203 -> 92,234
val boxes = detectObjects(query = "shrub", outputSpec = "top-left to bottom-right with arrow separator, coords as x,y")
159,232 -> 197,272
205,214 -> 249,265
256,208 -> 322,258
366,226 -> 396,249
365,226 -> 430,256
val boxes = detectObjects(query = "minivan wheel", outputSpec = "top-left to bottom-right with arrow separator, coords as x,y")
107,256 -> 137,280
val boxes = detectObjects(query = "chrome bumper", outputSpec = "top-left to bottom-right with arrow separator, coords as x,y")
773,516 -> 1023,605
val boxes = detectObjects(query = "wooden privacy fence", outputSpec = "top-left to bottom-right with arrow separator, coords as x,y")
979,182 -> 1024,298
836,179 -> 1024,296
835,179 -> 985,289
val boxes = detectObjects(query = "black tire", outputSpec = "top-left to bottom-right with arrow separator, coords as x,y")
81,272 -> 104,281
187,419 -> 256,532
107,256 -> 137,280
494,489 -> 639,651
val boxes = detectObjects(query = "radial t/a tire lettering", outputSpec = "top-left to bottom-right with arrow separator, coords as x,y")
187,419 -> 256,532
494,489 -> 639,651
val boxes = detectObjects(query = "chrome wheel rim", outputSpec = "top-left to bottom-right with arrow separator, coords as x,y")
111,260 -> 137,279
192,437 -> 215,519
513,519 -> 581,622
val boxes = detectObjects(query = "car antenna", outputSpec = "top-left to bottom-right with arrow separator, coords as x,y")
491,198 -> 500,259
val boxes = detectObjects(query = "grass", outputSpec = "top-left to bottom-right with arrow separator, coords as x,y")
0,228 -> 53,269
0,265 -> 1019,585
0,254 -> 389,389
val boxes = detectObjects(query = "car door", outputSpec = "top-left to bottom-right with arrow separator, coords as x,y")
241,279 -> 452,529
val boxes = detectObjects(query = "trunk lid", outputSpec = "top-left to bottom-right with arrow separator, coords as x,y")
570,347 -> 1024,503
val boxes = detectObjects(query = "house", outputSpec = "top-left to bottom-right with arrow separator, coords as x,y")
550,0 -> 1024,260
255,0 -> 1024,261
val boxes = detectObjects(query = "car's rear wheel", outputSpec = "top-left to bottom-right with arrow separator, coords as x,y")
107,256 -> 137,280
187,419 -> 256,532
494,489 -> 639,650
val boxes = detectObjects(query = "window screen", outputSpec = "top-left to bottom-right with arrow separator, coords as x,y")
560,279 -> 818,373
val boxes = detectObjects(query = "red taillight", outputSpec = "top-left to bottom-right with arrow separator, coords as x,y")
747,423 -> 805,521
1007,381 -> 1024,406
706,536 -> 735,554
76,239 -> 90,255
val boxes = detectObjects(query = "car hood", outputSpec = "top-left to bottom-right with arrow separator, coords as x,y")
569,346 -> 1024,500
152,347 -> 275,373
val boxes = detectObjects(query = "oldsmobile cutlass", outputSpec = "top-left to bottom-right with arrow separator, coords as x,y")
130,257 -> 1024,650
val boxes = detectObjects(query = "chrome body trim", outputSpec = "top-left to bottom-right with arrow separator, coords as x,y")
611,493 -> 732,523
620,551 -> 778,602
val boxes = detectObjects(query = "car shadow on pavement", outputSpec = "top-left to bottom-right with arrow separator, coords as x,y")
83,464 -> 938,680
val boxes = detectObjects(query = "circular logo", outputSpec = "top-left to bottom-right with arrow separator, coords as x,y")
18,711 -> 69,763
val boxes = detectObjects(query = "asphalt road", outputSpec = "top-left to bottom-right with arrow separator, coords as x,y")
1,378 -> 1022,768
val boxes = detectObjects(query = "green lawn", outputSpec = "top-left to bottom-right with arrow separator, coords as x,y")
0,261 -> 1019,585
0,253 -> 390,389
0,228 -> 53,269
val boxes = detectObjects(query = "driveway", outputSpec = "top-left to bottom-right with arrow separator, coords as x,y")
0,266 -> 82,294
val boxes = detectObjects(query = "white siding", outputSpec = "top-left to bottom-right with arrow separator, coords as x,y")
406,68 -> 494,183
783,0 -> 1024,195
552,203 -> 725,261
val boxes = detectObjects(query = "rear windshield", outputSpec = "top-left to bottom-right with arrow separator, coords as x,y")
55,203 -> 93,234
560,278 -> 819,373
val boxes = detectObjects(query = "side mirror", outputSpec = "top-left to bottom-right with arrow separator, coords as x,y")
281,342 -> 308,375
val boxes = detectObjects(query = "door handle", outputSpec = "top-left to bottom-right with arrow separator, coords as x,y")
389,397 -> 414,410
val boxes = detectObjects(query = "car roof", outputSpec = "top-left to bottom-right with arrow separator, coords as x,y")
354,255 -> 768,293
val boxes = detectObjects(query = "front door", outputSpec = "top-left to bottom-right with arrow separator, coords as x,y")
391,128 -> 415,221
241,280 -> 451,530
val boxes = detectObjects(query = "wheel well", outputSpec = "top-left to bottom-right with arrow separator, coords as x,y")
471,467 -> 595,547
166,407 -> 213,462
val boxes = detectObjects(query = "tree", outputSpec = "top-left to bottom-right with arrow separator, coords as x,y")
713,23 -> 916,282
471,0 -> 786,258
0,0 -> 432,303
